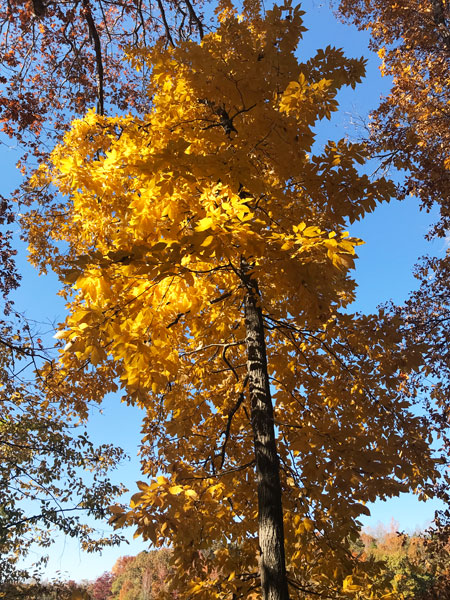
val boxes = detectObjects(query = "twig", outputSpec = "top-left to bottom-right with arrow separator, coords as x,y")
181,340 -> 244,356
156,0 -> 175,47
219,375 -> 249,469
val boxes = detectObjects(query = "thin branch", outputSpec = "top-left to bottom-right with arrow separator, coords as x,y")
166,310 -> 190,328
210,291 -> 232,305
180,460 -> 254,480
156,0 -> 175,47
181,340 -> 244,357
184,0 -> 204,39
287,577 -> 336,599
219,375 -> 249,469
222,344 -> 241,381
3,505 -> 86,531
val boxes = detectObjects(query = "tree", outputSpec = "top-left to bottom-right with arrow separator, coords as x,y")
0,321 -> 126,584
110,550 -> 173,600
334,0 -> 450,230
89,572 -> 114,600
334,0 -> 450,550
24,1 -> 441,598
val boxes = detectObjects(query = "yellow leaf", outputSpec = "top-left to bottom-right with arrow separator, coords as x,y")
196,217 -> 214,232
185,489 -> 198,499
201,235 -> 214,247
302,517 -> 314,532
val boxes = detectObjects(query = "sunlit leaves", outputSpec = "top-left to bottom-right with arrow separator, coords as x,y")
23,1 -> 441,598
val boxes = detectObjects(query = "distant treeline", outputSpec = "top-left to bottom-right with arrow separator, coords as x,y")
3,525 -> 450,600
93,527 -> 450,600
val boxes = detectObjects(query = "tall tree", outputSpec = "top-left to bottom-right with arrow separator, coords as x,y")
334,0 -> 450,545
24,1 -> 440,598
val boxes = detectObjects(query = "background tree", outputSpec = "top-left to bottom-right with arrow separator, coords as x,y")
354,523 -> 450,599
109,550 -> 173,600
0,577 -> 91,600
334,0 -> 450,552
89,571 -> 114,600
0,193 -> 18,313
106,533 -> 450,600
334,0 -> 449,225
0,322 -> 127,585
0,199 -> 127,584
23,1 -> 442,598
0,0 -> 205,144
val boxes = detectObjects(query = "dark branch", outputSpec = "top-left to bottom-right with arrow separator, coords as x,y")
184,0 -> 204,39
222,343 -> 240,381
82,0 -> 105,115
210,291 -> 232,304
219,374 -> 249,469
156,0 -> 175,47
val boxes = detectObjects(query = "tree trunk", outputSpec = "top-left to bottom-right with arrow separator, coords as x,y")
241,263 -> 290,600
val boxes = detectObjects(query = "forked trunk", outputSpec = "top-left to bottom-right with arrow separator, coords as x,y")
242,264 -> 290,600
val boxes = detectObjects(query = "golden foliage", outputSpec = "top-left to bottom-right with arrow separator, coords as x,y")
24,2 -> 439,598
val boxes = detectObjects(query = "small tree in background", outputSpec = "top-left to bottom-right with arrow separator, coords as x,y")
110,551 -> 173,600
89,572 -> 114,600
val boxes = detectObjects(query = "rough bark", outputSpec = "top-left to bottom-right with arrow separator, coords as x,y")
241,262 -> 290,600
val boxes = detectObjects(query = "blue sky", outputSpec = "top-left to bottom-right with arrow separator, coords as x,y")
1,0 -> 445,582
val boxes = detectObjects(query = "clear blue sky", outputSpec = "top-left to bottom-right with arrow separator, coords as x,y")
1,0 -> 445,582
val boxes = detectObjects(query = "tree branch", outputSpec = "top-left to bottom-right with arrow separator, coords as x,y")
219,374 -> 249,469
184,0 -> 204,39
156,0 -> 175,47
82,0 -> 105,115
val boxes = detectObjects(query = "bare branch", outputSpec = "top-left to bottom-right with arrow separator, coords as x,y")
156,0 -> 175,47
82,0 -> 105,115
184,0 -> 203,39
